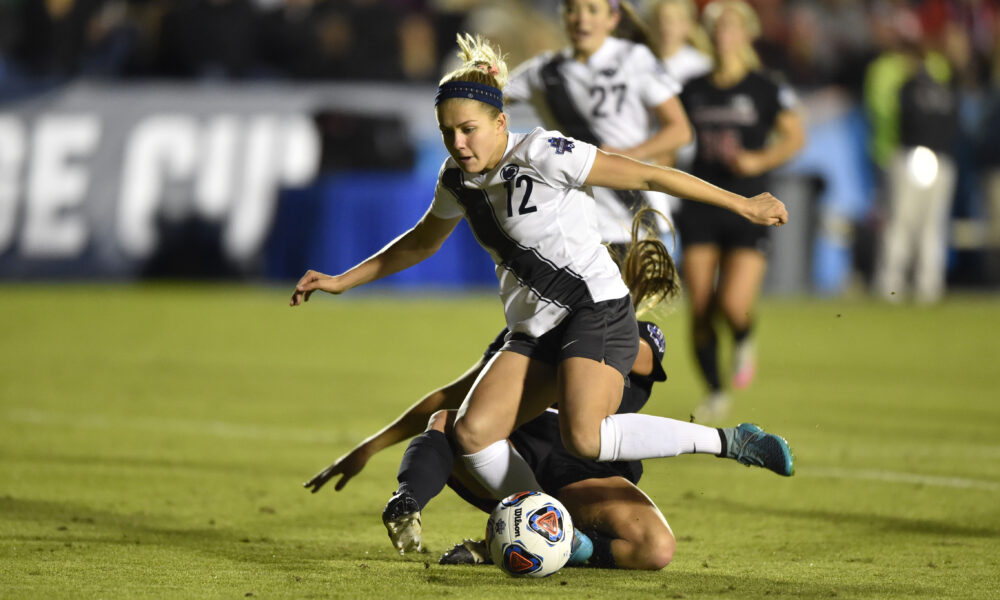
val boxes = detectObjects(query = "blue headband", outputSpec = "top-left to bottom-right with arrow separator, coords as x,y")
435,81 -> 504,111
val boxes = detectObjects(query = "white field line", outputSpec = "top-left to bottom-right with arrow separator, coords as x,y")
6,408 -> 1000,492
804,466 -> 1000,492
4,408 -> 348,445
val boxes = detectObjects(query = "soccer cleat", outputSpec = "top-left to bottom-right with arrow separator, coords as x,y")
721,423 -> 795,476
382,491 -> 423,554
731,338 -> 757,389
566,528 -> 593,566
439,539 -> 492,565
693,390 -> 732,423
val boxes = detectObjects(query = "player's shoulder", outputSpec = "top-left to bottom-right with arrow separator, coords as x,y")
516,127 -> 581,157
436,155 -> 459,181
748,69 -> 798,107
613,38 -> 663,73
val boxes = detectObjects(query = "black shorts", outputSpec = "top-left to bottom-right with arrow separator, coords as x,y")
500,296 -> 640,380
674,199 -> 772,254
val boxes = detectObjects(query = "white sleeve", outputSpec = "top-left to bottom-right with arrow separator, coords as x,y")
526,128 -> 598,189
427,163 -> 464,219
504,56 -> 543,104
632,45 -> 681,108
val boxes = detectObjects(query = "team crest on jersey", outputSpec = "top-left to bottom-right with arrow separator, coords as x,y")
646,323 -> 666,355
547,137 -> 574,154
501,164 -> 520,181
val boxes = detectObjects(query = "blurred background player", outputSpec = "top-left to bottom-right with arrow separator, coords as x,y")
503,0 -> 692,252
648,0 -> 712,86
865,8 -> 959,305
674,0 -> 805,422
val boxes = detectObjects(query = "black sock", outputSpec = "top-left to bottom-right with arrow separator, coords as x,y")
716,427 -> 729,458
585,529 -> 618,569
733,322 -> 754,344
395,430 -> 453,510
694,331 -> 722,391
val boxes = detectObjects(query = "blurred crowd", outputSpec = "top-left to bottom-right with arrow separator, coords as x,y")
0,0 -> 994,93
1,0 -> 999,291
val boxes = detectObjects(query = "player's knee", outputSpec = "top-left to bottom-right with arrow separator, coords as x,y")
452,416 -> 491,454
561,427 -> 602,461
640,530 -> 675,570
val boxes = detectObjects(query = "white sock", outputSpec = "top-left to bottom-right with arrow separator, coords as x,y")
462,440 -> 541,499
597,413 -> 722,461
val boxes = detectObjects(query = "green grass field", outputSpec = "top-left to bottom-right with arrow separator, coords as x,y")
1,284 -> 998,599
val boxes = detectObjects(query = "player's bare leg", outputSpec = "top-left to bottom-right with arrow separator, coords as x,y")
453,352 -> 556,497
557,476 -> 675,570
682,244 -> 729,421
556,357 -> 626,460
717,249 -> 767,391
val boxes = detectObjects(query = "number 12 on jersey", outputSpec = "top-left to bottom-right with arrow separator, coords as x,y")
505,175 -> 537,217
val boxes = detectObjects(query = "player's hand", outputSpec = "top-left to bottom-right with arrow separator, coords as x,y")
742,193 -> 788,227
290,269 -> 344,306
303,448 -> 372,493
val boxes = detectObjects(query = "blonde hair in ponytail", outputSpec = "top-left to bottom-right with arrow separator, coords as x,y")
440,33 -> 510,92
618,208 -> 681,316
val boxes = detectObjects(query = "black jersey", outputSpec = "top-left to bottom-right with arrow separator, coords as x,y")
680,71 -> 796,197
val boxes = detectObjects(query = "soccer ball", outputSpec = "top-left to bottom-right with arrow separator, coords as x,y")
486,491 -> 574,577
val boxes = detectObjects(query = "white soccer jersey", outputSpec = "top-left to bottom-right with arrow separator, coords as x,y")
662,44 -> 713,86
429,127 -> 629,337
505,37 -> 681,243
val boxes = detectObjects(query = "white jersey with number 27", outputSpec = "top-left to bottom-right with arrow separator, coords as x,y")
429,127 -> 629,338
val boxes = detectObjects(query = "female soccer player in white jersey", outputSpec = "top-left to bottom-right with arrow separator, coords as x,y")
303,217 -> 794,570
674,1 -> 805,421
290,34 -> 790,506
503,0 -> 692,249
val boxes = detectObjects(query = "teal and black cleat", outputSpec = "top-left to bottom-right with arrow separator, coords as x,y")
722,423 -> 795,476
566,528 -> 594,566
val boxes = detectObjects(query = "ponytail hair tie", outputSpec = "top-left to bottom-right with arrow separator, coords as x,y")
475,62 -> 500,77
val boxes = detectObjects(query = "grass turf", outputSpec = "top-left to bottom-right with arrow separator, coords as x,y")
1,284 -> 998,599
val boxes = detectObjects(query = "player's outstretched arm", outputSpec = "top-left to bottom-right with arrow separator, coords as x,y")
585,151 -> 788,227
303,359 -> 485,493
290,211 -> 461,306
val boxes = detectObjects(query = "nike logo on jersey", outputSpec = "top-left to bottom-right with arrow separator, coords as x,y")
562,339 -> 579,350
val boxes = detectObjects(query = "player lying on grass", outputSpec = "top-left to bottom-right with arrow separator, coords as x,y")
303,215 -> 795,570
290,34 -> 789,509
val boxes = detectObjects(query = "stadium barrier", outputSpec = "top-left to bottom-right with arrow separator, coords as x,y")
1,81 -> 855,291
